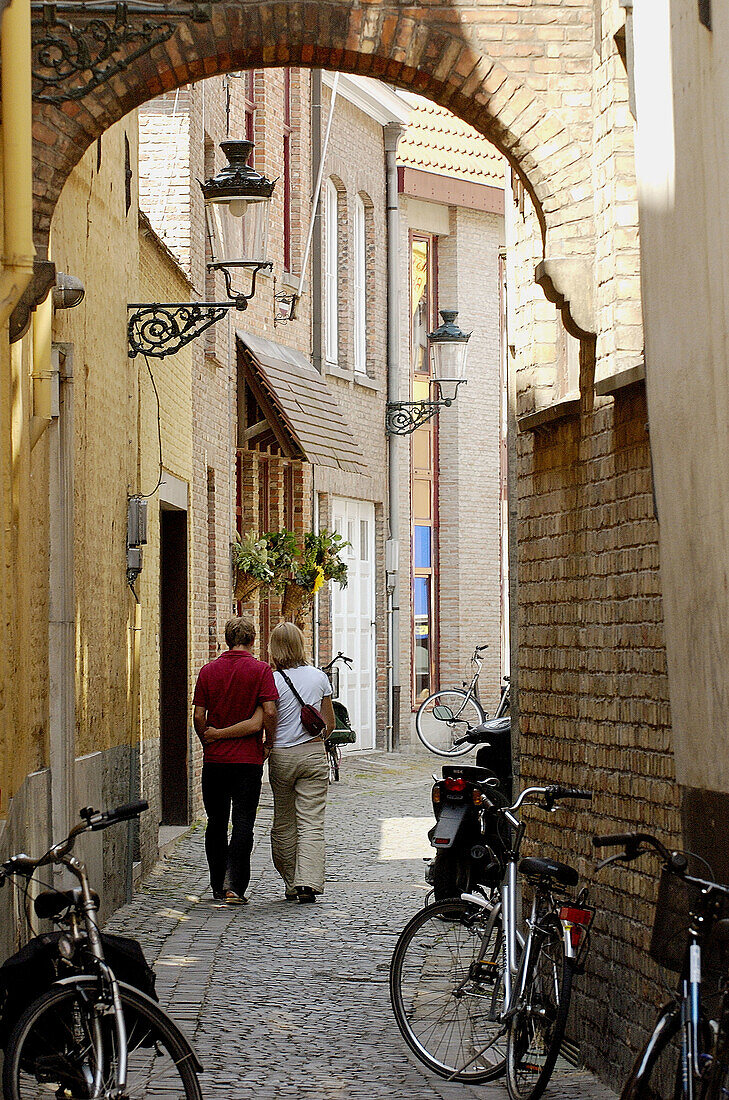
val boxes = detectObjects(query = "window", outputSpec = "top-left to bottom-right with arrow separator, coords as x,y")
244,71 -> 256,162
324,179 -> 339,365
353,195 -> 366,373
410,233 -> 438,704
283,68 -> 292,273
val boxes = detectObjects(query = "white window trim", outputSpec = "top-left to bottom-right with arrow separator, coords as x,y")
353,195 -> 367,374
324,179 -> 339,367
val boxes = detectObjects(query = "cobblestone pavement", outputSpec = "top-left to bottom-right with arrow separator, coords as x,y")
107,752 -> 617,1100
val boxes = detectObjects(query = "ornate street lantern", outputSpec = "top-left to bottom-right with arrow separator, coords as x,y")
128,140 -> 277,359
385,309 -> 471,435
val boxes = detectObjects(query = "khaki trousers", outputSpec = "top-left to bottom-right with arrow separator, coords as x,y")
268,741 -> 329,895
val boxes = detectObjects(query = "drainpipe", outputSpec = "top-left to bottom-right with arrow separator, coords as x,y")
30,296 -> 53,450
384,123 -> 403,751
0,0 -> 36,324
310,70 -> 323,375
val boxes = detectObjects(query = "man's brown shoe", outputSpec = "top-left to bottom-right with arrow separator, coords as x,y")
224,890 -> 248,905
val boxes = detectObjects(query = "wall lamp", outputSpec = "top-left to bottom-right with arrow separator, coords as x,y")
128,140 -> 276,358
386,310 -> 471,435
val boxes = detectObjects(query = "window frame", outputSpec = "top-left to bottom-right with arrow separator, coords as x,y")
324,178 -> 339,367
353,194 -> 367,374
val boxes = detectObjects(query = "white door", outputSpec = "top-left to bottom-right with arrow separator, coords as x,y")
331,498 -> 376,750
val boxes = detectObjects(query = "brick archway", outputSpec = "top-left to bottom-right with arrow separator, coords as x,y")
32,0 -> 594,269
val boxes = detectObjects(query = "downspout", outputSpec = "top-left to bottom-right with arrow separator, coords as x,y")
30,295 -> 53,449
384,123 -> 403,751
310,70 -> 323,375
0,0 -> 36,324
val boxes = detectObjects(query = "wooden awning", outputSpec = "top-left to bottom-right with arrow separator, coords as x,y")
237,331 -> 366,474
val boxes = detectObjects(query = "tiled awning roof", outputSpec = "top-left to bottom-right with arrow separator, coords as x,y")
397,93 -> 505,189
237,331 -> 367,474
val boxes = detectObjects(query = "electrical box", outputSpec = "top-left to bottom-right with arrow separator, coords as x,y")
127,497 -> 148,547
126,547 -> 143,573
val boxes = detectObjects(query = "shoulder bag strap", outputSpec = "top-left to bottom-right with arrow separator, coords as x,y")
278,668 -> 307,710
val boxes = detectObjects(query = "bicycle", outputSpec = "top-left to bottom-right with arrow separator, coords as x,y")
320,651 -> 357,782
0,800 -> 203,1100
415,644 -> 509,757
390,782 -> 593,1098
593,830 -> 729,1100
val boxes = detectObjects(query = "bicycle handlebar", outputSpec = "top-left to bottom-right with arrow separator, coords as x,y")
510,784 -> 592,814
0,801 -> 149,882
592,831 -> 689,874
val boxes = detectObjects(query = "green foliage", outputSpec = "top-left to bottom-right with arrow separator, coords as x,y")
263,530 -> 299,592
231,532 -> 274,584
302,529 -> 350,588
232,528 -> 349,595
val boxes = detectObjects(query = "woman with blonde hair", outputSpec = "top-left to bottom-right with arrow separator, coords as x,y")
268,622 -> 335,902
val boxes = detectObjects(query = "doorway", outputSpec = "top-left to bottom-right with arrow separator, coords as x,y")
331,498 -> 376,750
160,505 -> 189,824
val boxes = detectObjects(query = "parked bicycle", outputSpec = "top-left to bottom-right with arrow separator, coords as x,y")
416,644 -> 510,757
320,651 -> 357,782
594,830 -> 729,1100
0,801 -> 203,1100
390,783 -> 593,1100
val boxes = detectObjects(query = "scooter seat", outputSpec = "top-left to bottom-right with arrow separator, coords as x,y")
519,856 -> 578,887
441,764 -> 496,784
470,716 -> 511,738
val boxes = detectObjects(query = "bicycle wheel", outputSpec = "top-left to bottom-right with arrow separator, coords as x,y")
416,690 -> 485,757
4,978 -> 203,1100
390,898 -> 507,1082
506,916 -> 573,1100
327,742 -> 341,782
624,1002 -> 711,1100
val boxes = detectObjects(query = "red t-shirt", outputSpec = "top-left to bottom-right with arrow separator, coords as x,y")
193,649 -> 278,765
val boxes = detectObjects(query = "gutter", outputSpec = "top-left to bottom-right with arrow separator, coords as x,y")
0,0 -> 36,324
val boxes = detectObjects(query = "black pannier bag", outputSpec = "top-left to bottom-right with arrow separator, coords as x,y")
0,931 -> 157,1049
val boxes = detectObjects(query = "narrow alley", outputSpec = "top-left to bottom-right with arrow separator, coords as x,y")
106,753 -> 617,1100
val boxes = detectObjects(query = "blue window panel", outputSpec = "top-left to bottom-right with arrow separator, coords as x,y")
414,525 -> 431,569
413,575 -> 430,620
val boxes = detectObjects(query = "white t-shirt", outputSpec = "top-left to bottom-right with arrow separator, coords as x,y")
273,665 -> 333,748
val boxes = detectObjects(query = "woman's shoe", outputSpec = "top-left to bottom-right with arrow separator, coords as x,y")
296,886 -> 316,904
224,890 -> 248,905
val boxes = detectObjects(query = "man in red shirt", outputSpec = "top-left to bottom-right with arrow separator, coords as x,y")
193,615 -> 278,903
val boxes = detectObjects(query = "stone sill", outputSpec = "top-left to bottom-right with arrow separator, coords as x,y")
326,362 -> 352,382
594,359 -> 645,397
517,393 -> 580,433
354,372 -> 383,392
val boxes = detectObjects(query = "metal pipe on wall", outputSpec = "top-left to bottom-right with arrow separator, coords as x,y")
384,122 -> 403,751
310,70 -> 323,375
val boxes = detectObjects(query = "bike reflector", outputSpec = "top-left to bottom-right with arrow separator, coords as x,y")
559,906 -> 594,949
444,777 -> 467,793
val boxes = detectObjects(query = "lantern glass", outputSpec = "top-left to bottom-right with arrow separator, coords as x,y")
205,195 -> 271,268
430,339 -> 469,382
428,309 -> 471,384
435,378 -> 463,404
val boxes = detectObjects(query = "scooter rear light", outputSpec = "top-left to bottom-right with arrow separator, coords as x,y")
444,777 -> 466,793
432,785 -> 441,804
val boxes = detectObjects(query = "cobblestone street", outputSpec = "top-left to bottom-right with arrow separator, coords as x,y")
107,752 -> 617,1100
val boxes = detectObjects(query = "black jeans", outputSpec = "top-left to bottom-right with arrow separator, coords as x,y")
201,763 -> 263,896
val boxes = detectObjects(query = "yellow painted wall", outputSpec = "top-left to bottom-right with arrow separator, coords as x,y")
49,117 -> 140,761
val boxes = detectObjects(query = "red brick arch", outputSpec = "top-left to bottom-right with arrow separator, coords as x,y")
32,0 -> 594,261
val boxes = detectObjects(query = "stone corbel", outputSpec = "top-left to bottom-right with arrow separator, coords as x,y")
9,260 -> 56,343
535,258 -> 596,340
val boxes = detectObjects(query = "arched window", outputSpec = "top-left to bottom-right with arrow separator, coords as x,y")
324,179 -> 339,366
353,194 -> 367,374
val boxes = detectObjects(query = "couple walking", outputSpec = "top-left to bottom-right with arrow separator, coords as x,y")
192,615 -> 335,904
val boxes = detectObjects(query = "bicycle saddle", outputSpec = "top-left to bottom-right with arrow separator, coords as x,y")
519,856 -> 579,887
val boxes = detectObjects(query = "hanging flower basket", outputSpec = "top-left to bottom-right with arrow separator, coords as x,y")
233,571 -> 262,602
281,580 -> 310,623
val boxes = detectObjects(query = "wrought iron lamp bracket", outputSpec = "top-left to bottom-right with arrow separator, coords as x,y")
127,262 -> 272,359
31,1 -> 213,105
385,380 -> 466,435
